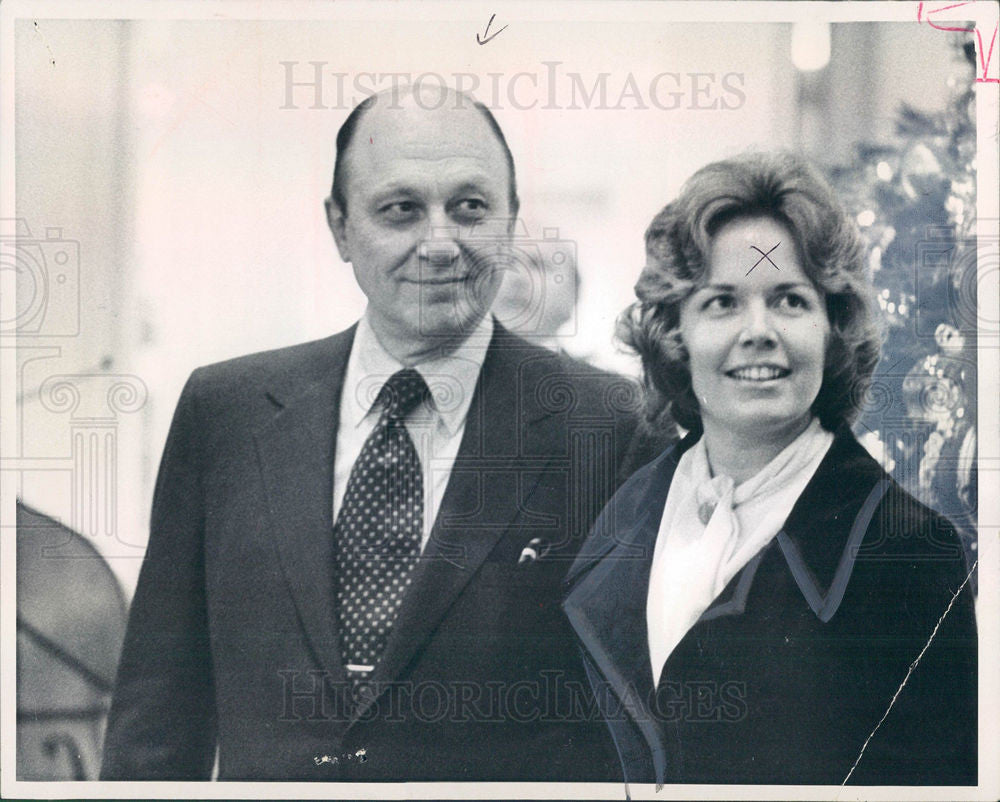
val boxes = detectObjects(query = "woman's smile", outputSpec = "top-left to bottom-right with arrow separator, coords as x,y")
724,364 -> 791,382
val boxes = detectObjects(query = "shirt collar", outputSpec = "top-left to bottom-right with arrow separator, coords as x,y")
344,311 -> 493,437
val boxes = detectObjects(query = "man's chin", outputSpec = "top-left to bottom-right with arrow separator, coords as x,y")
401,305 -> 490,350
416,314 -> 488,342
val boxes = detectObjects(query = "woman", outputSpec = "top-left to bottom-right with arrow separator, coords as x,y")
563,153 -> 977,785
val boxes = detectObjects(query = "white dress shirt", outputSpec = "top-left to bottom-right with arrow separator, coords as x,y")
646,418 -> 834,686
333,312 -> 493,552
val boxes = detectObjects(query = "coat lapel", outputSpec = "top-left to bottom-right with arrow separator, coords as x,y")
668,426 -> 889,626
253,328 -> 355,688
563,441 -> 684,780
774,425 -> 889,622
349,326 -> 564,723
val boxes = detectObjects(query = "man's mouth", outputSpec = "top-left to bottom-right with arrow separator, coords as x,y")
725,365 -> 791,382
408,275 -> 468,286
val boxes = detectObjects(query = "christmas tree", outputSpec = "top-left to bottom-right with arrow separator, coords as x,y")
829,38 -> 978,577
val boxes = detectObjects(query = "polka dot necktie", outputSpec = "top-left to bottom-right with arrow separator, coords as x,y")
335,368 -> 429,688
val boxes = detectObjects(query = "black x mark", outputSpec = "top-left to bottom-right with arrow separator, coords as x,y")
746,242 -> 780,276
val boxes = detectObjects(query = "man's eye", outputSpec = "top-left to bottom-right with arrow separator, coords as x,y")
380,201 -> 421,222
451,198 -> 488,220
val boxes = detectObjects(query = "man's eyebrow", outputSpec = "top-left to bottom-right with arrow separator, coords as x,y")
367,178 -> 499,202
368,182 -> 420,200
447,180 -> 496,197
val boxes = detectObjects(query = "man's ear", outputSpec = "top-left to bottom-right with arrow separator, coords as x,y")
325,196 -> 351,263
505,206 -> 518,238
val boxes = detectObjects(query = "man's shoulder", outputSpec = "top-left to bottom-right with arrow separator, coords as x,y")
490,327 -> 639,405
187,326 -> 355,401
491,327 -> 614,374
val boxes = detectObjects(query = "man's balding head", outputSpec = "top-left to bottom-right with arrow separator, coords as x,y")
330,85 -> 519,219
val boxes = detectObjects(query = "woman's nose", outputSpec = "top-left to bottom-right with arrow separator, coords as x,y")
738,301 -> 777,347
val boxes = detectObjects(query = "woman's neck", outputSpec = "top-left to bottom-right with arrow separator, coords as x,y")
700,416 -> 813,485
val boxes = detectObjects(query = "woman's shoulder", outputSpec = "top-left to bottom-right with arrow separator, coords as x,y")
809,426 -> 975,606
825,428 -> 966,555
611,427 -> 696,507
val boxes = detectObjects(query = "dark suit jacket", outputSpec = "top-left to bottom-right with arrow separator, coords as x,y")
563,425 -> 977,785
101,322 -> 663,781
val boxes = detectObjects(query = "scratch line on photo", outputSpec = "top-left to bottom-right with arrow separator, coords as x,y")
841,558 -> 978,784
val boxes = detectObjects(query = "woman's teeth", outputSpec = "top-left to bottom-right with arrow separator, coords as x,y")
727,366 -> 790,381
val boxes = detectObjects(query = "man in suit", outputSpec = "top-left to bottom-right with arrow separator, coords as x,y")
101,84 -> 655,781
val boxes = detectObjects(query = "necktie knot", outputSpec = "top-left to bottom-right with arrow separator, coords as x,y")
378,368 -> 430,423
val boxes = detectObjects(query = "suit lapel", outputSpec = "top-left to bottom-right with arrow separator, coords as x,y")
350,327 -> 563,723
253,328 -> 355,688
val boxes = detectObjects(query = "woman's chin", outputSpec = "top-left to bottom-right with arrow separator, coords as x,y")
707,407 -> 813,443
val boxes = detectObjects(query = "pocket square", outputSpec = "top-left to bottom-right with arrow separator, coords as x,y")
518,537 -> 551,564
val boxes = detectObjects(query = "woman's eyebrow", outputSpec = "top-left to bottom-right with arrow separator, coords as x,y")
772,281 -> 819,292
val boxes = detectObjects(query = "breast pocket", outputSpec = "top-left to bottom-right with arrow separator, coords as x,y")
462,562 -> 568,640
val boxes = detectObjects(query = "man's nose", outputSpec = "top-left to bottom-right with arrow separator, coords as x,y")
419,211 -> 462,267
738,301 -> 777,347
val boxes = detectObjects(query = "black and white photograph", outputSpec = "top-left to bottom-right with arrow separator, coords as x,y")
2,1 -> 997,798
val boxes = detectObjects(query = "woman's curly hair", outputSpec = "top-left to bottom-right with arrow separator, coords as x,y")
618,151 -> 881,436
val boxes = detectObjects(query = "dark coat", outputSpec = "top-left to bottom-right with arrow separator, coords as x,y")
563,425 -> 977,785
100,323 -> 661,781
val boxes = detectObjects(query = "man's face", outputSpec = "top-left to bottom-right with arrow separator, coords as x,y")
327,96 -> 515,358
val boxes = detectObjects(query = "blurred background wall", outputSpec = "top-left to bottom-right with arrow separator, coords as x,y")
12,16 -> 974,598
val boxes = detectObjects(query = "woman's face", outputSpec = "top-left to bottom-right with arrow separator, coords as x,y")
678,215 -> 830,442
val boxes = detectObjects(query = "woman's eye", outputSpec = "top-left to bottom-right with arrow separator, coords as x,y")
703,295 -> 736,312
777,293 -> 810,311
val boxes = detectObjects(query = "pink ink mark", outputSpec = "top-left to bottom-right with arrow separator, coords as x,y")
976,24 -> 999,82
918,2 -> 1000,82
923,1 -> 976,32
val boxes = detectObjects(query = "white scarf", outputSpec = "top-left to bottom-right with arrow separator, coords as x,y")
646,418 -> 834,686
